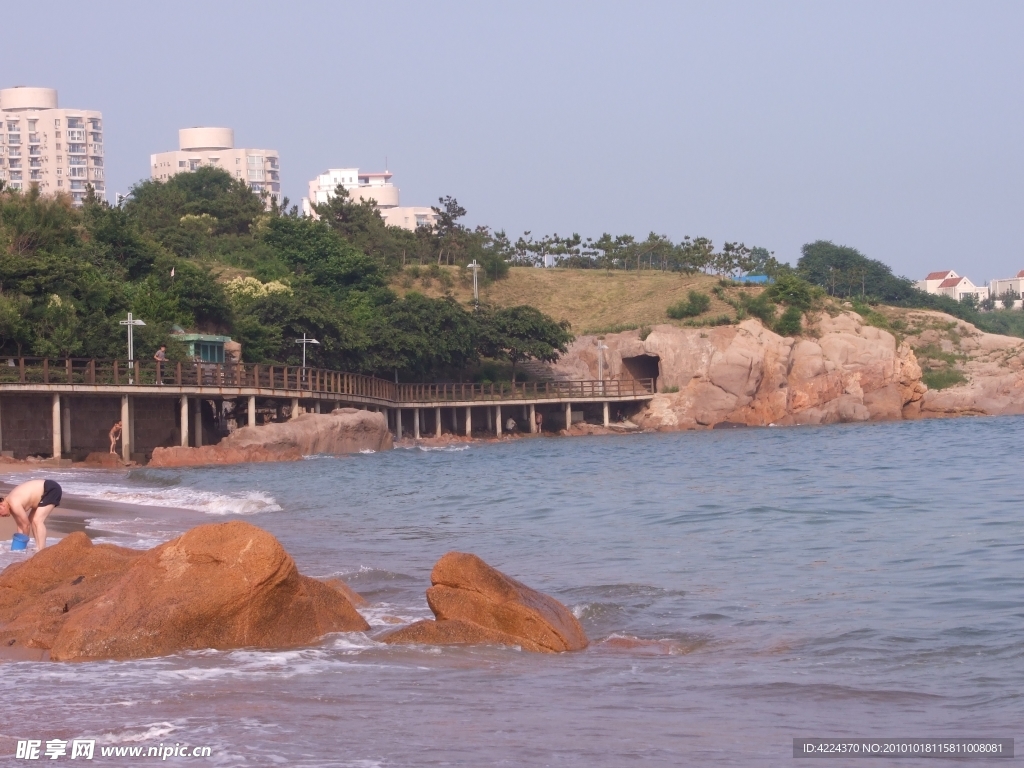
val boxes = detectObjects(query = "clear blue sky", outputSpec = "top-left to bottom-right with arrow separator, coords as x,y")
5,1 -> 1023,281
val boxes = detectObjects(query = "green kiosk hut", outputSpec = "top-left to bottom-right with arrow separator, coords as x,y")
178,333 -> 231,363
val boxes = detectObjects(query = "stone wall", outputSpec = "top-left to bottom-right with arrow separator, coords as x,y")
133,397 -> 180,458
67,396 -> 121,458
0,395 -> 54,458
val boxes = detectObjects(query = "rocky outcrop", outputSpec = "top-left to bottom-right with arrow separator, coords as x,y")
548,311 -> 925,430
898,310 -> 1024,418
150,408 -> 392,467
382,552 -> 588,653
0,521 -> 368,661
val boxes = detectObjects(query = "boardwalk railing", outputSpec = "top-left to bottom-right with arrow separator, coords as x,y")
395,379 -> 653,402
0,358 -> 655,403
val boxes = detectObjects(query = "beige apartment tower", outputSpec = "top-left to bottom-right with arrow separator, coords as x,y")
0,87 -> 105,205
151,127 -> 280,206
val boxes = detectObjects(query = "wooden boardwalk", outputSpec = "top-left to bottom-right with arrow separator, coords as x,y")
0,358 -> 655,461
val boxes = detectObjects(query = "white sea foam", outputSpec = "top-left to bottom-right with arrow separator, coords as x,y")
95,722 -> 179,744
61,482 -> 281,516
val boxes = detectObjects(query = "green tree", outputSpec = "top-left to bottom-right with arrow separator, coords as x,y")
797,240 -> 917,301
478,305 -> 573,382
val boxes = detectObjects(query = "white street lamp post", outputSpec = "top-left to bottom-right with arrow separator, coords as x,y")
295,333 -> 320,369
119,312 -> 146,384
597,341 -> 609,395
467,259 -> 480,307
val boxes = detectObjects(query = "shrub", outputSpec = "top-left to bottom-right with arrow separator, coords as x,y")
741,292 -> 776,326
774,305 -> 803,336
667,290 -> 711,319
765,273 -> 819,311
922,368 -> 966,390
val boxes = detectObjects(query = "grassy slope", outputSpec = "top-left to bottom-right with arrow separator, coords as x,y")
390,267 -> 746,334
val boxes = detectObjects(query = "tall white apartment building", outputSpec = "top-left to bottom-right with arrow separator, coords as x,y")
150,127 -> 280,206
0,87 -> 105,205
301,167 -> 437,231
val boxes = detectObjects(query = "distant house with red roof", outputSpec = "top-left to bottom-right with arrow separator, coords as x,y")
914,270 -> 989,303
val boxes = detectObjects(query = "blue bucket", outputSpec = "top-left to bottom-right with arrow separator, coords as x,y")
11,533 -> 29,551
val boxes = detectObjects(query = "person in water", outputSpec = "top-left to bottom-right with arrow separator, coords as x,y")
0,478 -> 63,550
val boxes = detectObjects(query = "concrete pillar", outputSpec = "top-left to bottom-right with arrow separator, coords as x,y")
465,406 -> 472,437
315,401 -> 322,414
603,401 -> 610,427
51,394 -> 61,459
180,396 -> 189,447
435,406 -> 442,438
486,407 -> 493,432
194,398 -> 203,448
248,395 -> 256,428
128,398 -> 136,460
291,397 -> 300,419
413,408 -> 421,439
396,409 -> 403,440
565,402 -> 572,431
61,397 -> 71,456
121,395 -> 131,462
496,405 -> 502,436
529,404 -> 536,434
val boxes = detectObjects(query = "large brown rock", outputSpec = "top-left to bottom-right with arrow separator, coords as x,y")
0,521 -> 369,661
150,408 -> 392,467
382,552 -> 588,653
546,311 -> 925,430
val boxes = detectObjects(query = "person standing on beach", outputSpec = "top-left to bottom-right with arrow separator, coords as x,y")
109,420 -> 122,454
0,479 -> 63,551
153,344 -> 167,384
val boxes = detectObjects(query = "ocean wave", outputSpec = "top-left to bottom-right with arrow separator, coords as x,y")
59,482 -> 281,516
96,722 -> 179,744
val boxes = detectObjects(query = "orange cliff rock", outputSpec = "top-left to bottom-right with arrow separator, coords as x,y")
149,408 -> 392,467
383,552 -> 588,653
547,311 -> 926,429
0,521 -> 368,661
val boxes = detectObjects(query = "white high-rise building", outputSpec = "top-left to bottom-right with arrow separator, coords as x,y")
302,167 -> 437,231
150,127 -> 280,207
0,87 -> 105,205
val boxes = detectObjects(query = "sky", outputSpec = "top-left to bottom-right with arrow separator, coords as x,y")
4,1 -> 1024,281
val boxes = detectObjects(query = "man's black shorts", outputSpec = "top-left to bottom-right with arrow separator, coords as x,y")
40,479 -> 62,508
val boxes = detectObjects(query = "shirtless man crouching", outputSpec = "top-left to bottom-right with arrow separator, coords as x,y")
0,479 -> 63,551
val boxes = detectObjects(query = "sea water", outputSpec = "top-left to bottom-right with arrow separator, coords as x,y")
1,417 -> 1022,766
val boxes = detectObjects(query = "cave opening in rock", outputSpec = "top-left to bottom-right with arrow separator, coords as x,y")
621,354 -> 660,392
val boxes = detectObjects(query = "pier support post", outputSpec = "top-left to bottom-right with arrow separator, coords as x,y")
291,397 -> 300,419
51,394 -> 61,459
396,409 -> 403,440
529,404 -> 536,434
435,406 -> 442,438
603,401 -> 610,427
180,396 -> 189,447
248,395 -> 256,428
314,401 -> 321,414
121,395 -> 131,462
61,397 -> 71,457
193,398 -> 203,448
496,405 -> 502,436
486,407 -> 493,432
413,408 -> 421,439
565,402 -> 572,432
465,407 -> 472,437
